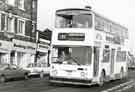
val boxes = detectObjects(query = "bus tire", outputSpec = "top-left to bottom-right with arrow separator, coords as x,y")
98,70 -> 105,87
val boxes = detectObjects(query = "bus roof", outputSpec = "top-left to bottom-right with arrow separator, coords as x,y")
56,8 -> 91,15
56,8 -> 91,12
56,8 -> 128,30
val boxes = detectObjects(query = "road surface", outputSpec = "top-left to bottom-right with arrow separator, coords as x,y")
0,70 -> 135,92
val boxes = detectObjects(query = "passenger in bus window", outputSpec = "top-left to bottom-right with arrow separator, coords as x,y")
57,51 -> 65,62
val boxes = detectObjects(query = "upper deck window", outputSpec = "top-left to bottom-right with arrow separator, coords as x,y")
55,10 -> 92,28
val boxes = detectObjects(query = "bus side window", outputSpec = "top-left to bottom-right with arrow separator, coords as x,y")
88,47 -> 92,64
102,49 -> 110,62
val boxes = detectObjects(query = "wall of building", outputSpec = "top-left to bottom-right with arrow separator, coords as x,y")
0,0 -> 37,38
0,0 -> 38,67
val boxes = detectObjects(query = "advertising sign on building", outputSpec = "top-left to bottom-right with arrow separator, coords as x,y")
13,39 -> 36,53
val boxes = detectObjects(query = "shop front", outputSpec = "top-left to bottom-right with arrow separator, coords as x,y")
0,40 -> 13,64
13,39 -> 36,68
37,40 -> 50,66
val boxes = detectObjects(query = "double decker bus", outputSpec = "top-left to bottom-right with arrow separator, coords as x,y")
49,7 -> 129,86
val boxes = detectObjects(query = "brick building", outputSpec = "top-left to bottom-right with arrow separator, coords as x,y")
0,0 -> 38,67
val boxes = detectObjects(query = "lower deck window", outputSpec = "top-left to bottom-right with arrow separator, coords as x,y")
102,49 -> 110,62
116,51 -> 126,62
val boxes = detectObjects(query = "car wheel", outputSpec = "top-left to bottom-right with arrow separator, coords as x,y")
24,73 -> 29,80
0,75 -> 6,83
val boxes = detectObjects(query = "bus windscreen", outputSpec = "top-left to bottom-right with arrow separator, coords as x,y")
51,46 -> 92,65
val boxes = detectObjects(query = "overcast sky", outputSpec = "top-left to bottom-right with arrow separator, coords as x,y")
37,0 -> 134,50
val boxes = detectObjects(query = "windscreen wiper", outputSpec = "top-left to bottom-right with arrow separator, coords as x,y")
70,57 -> 81,65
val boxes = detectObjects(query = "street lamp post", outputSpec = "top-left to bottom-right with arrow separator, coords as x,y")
31,0 -> 38,64
34,29 -> 39,63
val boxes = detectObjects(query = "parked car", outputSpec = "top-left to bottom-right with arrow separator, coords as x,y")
24,63 -> 50,78
0,64 -> 30,83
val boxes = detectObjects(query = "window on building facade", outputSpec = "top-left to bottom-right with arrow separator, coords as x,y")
7,17 -> 14,32
1,14 -> 6,31
1,14 -> 15,32
17,19 -> 25,35
6,0 -> 15,6
32,0 -> 36,8
18,0 -> 25,10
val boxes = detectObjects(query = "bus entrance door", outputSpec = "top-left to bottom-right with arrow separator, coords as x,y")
93,47 -> 100,77
110,49 -> 115,74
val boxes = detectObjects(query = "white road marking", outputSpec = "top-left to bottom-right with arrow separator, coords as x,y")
116,82 -> 135,92
101,80 -> 134,92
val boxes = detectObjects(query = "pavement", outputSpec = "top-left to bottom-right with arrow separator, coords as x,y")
0,70 -> 135,92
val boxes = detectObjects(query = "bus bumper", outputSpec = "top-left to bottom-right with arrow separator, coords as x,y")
49,77 -> 96,86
